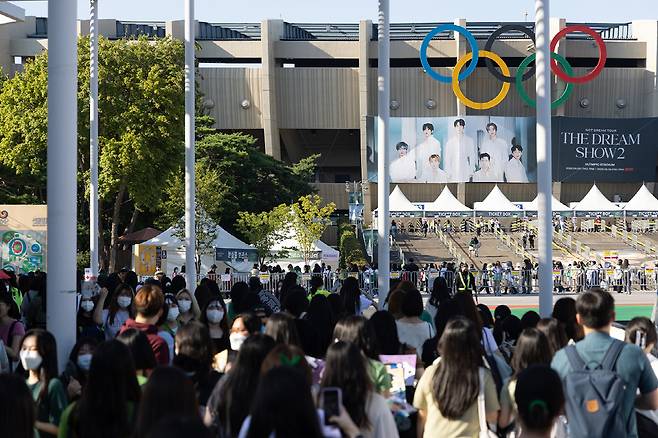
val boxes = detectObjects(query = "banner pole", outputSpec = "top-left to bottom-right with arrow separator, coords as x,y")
184,0 -> 197,286
535,0 -> 554,317
377,0 -> 391,304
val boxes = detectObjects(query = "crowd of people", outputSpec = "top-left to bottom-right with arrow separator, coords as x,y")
1,266 -> 658,437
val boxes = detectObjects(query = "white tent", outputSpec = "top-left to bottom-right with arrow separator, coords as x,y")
424,186 -> 472,216
572,184 -> 622,214
134,222 -> 254,276
270,229 -> 339,267
623,185 -> 658,212
474,185 -> 522,216
524,194 -> 572,213
373,185 -> 422,216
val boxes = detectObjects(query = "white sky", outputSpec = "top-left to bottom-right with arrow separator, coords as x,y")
9,0 -> 658,23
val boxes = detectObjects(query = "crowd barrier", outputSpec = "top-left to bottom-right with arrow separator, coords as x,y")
201,266 -> 658,299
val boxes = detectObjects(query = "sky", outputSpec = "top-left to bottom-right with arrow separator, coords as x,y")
10,0 -> 658,23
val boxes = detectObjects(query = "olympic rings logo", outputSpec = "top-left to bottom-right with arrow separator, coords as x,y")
419,24 -> 607,110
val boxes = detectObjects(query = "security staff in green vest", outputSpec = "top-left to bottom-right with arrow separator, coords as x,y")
456,263 -> 476,294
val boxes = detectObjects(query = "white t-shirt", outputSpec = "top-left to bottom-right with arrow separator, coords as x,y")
390,155 -> 416,182
415,136 -> 442,180
102,309 -> 130,340
396,320 -> 435,354
504,158 -> 529,183
480,136 -> 509,180
444,134 -> 476,182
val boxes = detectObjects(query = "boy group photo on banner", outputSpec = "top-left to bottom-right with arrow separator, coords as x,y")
373,116 -> 537,184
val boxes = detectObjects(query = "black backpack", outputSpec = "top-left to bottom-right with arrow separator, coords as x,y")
563,340 -> 627,438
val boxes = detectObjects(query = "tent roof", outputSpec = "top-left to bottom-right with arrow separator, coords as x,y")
119,227 -> 162,243
141,222 -> 251,249
373,186 -> 421,215
624,185 -> 658,211
525,195 -> 572,212
573,184 -> 621,212
474,186 -> 521,212
388,185 -> 421,212
425,186 -> 472,212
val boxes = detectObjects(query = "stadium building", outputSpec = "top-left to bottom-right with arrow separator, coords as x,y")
2,16 -> 658,218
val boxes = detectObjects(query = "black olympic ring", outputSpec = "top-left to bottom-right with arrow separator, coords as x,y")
484,24 -> 536,83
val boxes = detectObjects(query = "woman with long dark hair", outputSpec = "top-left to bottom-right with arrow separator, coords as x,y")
304,295 -> 335,356
552,297 -> 584,342
133,366 -> 198,438
333,316 -> 391,395
321,341 -> 398,437
369,310 -> 403,355
200,297 -> 229,355
241,367 -> 324,438
19,329 -> 67,438
413,317 -> 499,437
58,340 -> 141,438
59,337 -> 99,402
498,328 -> 552,431
339,277 -> 371,316
425,276 -> 451,322
536,318 -> 569,356
93,284 -> 135,340
264,312 -> 302,348
0,373 -> 36,438
116,328 -> 156,385
173,321 -> 221,409
204,334 -> 276,437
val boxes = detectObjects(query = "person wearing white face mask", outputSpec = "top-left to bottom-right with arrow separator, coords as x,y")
202,298 -> 229,355
158,294 -> 180,364
59,338 -> 98,402
214,312 -> 263,373
93,284 -> 135,340
175,288 -> 201,325
19,329 -> 68,438
76,296 -> 103,342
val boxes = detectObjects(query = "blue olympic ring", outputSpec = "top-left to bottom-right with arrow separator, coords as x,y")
420,24 -> 479,84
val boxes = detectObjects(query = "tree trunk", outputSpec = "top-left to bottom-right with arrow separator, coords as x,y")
108,184 -> 126,273
122,207 -> 139,251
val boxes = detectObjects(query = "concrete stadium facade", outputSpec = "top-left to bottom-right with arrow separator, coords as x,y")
3,17 -> 658,215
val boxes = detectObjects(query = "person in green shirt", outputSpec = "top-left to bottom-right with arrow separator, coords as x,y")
58,340 -> 140,438
20,329 -> 68,438
333,315 -> 392,396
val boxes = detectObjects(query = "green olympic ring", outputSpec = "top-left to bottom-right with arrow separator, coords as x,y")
515,52 -> 574,109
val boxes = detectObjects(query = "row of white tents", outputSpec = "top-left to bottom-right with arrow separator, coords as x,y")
132,219 -> 338,276
374,184 -> 658,218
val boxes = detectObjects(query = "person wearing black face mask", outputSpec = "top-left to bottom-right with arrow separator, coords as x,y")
456,263 -> 476,295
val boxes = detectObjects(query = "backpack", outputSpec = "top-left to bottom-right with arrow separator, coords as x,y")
563,340 -> 627,438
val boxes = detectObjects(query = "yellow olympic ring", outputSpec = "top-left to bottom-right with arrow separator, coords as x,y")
452,50 -> 510,110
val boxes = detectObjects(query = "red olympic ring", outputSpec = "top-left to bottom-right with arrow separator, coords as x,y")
550,25 -> 607,84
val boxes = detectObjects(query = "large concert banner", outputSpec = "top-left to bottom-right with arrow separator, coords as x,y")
553,117 -> 658,182
366,116 -> 537,183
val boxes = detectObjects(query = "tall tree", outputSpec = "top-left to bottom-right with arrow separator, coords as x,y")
236,204 -> 291,266
290,194 -> 336,264
157,132 -> 317,236
0,36 -> 186,271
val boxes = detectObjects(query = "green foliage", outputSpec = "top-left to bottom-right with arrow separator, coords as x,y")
338,222 -> 367,269
157,132 -> 316,234
236,204 -> 291,265
290,194 -> 336,264
77,250 -> 91,272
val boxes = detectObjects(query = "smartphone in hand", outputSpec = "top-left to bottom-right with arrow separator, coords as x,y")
320,387 -> 342,425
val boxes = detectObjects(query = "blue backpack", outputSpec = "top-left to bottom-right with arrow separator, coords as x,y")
563,340 -> 628,438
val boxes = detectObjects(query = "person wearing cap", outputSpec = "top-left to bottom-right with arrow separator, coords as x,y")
117,266 -> 129,285
389,141 -> 416,182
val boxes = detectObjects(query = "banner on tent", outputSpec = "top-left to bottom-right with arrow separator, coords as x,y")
367,116 -> 537,183
215,248 -> 258,263
553,117 -> 658,182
